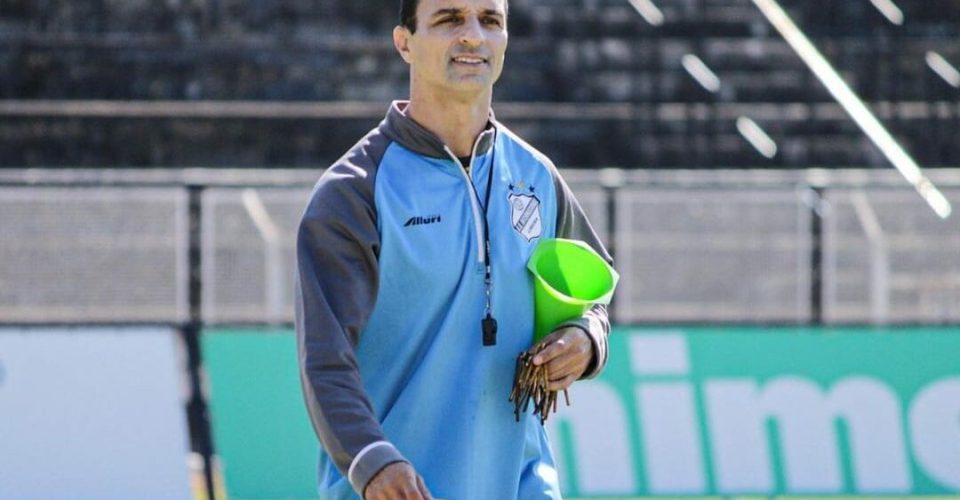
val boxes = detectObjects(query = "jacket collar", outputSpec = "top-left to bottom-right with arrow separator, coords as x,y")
381,100 -> 496,159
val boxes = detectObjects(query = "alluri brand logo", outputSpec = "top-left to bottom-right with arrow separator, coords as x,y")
404,215 -> 442,227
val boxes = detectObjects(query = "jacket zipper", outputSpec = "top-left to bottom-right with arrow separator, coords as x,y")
444,131 -> 492,266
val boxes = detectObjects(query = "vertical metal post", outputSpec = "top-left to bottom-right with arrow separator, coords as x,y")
601,168 -> 624,322
241,188 -> 285,323
850,190 -> 890,326
184,185 -> 217,500
810,186 -> 825,325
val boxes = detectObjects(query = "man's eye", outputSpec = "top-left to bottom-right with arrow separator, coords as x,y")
482,17 -> 502,26
438,17 -> 461,25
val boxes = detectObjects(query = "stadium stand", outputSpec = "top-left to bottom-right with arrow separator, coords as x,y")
0,0 -> 958,168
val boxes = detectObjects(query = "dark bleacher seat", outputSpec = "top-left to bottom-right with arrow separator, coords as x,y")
1,0 -> 958,168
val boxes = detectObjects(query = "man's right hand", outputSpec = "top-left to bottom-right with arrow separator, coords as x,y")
364,462 -> 433,500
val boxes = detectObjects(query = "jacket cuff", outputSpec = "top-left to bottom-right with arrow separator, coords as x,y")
558,315 -> 607,379
347,441 -> 407,495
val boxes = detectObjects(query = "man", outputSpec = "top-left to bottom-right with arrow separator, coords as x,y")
295,0 -> 612,498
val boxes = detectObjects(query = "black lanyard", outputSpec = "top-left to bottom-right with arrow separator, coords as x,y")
468,140 -> 498,346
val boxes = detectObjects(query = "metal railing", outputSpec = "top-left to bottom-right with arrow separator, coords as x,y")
2,167 -> 958,327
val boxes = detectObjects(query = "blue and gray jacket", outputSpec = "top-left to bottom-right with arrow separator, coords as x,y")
295,101 -> 612,499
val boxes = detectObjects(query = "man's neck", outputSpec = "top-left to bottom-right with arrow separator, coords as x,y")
405,90 -> 492,158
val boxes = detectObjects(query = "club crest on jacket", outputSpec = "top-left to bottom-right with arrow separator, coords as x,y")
508,183 -> 542,241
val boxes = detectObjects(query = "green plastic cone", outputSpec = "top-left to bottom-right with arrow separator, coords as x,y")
526,238 -> 619,343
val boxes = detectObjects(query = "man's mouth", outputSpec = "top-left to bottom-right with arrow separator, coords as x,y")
451,55 -> 488,66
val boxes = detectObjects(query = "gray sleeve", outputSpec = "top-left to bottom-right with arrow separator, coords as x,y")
552,168 -> 614,379
294,140 -> 408,495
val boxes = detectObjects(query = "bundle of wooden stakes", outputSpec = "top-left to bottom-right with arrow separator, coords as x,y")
508,346 -> 570,424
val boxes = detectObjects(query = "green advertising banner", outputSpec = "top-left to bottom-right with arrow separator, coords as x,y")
550,327 -> 960,497
202,330 -> 318,499
203,327 -> 960,499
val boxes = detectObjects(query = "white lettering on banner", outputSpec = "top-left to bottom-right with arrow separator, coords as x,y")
705,377 -> 910,493
630,333 -> 706,493
553,333 -> 960,495
909,378 -> 960,489
704,379 -> 776,492
548,381 -> 637,493
629,334 -> 689,375
831,378 -> 911,492
636,382 -> 706,493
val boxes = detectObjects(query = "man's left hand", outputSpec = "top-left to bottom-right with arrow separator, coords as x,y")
531,327 -> 594,391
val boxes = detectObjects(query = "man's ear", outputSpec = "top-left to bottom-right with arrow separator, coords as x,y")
393,26 -> 413,64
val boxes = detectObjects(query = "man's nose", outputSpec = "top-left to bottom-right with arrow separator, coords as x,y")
458,17 -> 484,47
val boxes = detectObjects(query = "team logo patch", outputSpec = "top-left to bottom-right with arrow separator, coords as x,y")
508,189 -> 542,241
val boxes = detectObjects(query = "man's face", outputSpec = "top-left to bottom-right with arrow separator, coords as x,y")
396,0 -> 508,96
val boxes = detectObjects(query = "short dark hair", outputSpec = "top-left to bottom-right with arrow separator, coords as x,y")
400,0 -> 508,33
400,0 -> 419,33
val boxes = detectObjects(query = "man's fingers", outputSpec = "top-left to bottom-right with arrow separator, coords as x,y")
387,485 -> 425,500
365,463 -> 431,500
547,373 -> 578,391
369,485 -> 421,500
403,488 -> 425,500
532,337 -> 566,365
545,353 -> 590,384
539,342 -> 591,373
532,327 -> 591,365
545,356 -> 583,379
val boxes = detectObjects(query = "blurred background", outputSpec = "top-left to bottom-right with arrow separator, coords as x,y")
1,0 -> 958,499
1,0 -> 959,167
